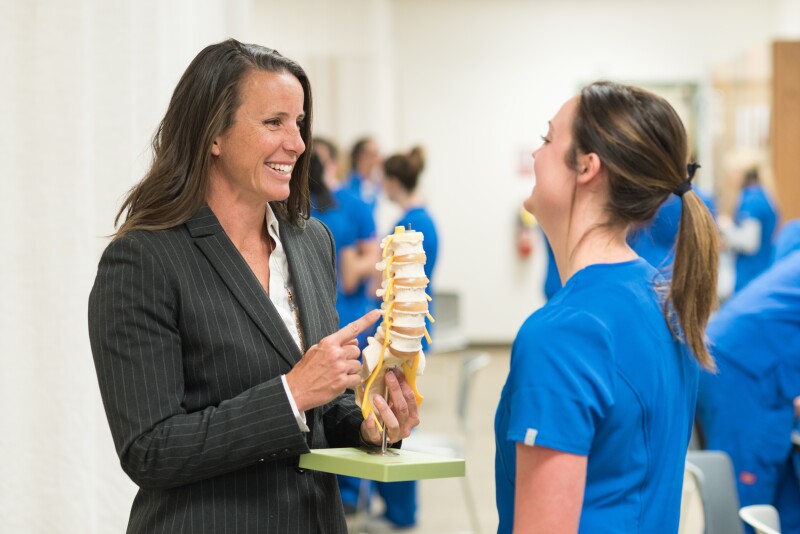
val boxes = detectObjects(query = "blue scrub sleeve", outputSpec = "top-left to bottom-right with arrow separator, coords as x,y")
506,309 -> 615,456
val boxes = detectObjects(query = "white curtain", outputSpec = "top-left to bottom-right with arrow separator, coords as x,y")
0,0 -> 393,529
0,1 -> 252,531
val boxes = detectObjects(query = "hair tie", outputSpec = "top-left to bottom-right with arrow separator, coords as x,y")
674,162 -> 700,197
687,162 -> 701,180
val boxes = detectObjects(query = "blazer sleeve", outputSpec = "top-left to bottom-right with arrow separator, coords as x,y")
88,234 -> 309,490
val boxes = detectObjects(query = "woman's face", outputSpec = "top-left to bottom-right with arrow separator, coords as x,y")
210,69 -> 306,205
358,140 -> 382,177
524,96 -> 579,234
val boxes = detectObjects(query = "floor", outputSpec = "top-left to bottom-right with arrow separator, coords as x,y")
348,345 -> 511,534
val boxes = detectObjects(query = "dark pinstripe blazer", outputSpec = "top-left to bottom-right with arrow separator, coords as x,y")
89,205 -> 363,534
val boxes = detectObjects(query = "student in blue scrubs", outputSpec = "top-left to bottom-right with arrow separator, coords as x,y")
383,146 -> 439,351
628,188 -> 717,273
313,138 -> 379,350
495,82 -> 720,533
719,168 -> 779,293
697,250 -> 800,534
344,136 -> 383,215
366,146 -> 440,529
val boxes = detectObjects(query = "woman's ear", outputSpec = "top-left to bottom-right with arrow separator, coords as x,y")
211,138 -> 221,157
576,152 -> 602,186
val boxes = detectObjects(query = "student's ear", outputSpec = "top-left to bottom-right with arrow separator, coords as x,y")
576,152 -> 602,186
211,138 -> 222,157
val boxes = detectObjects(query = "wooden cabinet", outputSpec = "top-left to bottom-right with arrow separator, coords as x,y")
772,41 -> 800,220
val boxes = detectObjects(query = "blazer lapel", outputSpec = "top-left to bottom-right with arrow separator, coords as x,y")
186,205 -> 302,368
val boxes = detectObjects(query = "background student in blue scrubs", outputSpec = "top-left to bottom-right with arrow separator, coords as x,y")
628,188 -> 717,273
495,81 -> 719,533
344,136 -> 383,215
697,250 -> 800,534
719,167 -> 779,293
313,138 -> 380,350
383,146 -> 439,350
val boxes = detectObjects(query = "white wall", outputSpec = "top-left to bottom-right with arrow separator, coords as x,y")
0,0 -> 793,531
0,1 -> 255,531
391,0 -> 784,342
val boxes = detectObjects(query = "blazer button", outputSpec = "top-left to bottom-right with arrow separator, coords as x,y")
295,467 -> 306,474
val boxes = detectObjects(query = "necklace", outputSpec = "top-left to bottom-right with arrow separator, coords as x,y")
268,230 -> 306,353
285,285 -> 306,353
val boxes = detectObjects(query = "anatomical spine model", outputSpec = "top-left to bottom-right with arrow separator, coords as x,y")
356,226 -> 431,431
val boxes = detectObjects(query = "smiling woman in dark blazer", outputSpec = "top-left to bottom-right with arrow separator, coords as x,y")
88,39 -> 419,534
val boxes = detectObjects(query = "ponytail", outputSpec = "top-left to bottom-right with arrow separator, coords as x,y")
668,191 -> 719,370
408,146 -> 426,176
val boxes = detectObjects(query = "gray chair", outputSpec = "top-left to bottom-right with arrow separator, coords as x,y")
686,450 -> 744,534
739,504 -> 781,534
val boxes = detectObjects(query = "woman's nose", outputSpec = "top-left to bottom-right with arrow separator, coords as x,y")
285,126 -> 305,155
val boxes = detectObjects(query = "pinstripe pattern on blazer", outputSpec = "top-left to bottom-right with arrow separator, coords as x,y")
89,205 -> 363,533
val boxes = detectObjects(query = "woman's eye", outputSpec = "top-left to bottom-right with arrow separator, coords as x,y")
264,119 -> 281,127
540,135 -> 551,145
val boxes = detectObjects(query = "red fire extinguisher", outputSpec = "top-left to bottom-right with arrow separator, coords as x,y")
517,207 -> 536,259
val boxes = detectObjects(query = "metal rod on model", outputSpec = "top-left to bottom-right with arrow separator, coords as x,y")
381,383 -> 389,454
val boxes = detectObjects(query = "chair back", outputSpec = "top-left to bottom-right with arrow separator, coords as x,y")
739,504 -> 781,534
456,352 -> 490,433
685,450 -> 744,534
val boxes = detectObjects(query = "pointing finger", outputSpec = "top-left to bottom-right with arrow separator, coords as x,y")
327,309 -> 381,346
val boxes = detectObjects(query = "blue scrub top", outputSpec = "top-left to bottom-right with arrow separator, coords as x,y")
312,188 -> 376,345
395,206 -> 438,352
311,192 -> 357,290
628,190 -> 717,273
542,234 -> 562,300
495,259 -> 699,534
774,219 -> 800,262
344,170 -> 379,215
734,184 -> 779,292
707,251 -> 800,394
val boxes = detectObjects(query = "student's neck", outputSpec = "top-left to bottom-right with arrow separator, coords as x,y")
563,231 -> 636,280
554,202 -> 636,284
397,192 -> 420,211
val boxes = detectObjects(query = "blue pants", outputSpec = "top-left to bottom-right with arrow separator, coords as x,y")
338,476 -> 417,527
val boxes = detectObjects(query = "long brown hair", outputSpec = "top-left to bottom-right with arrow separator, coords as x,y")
115,39 -> 313,237
570,81 -> 719,369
